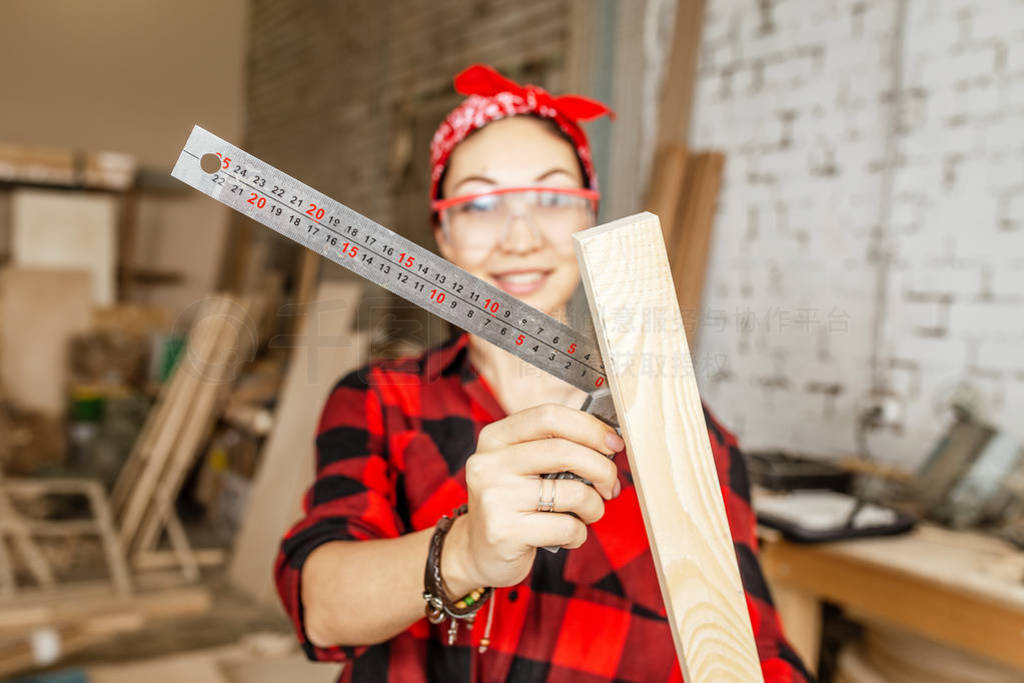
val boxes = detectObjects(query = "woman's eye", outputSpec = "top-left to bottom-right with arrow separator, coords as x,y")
461,195 -> 500,213
537,192 -> 571,208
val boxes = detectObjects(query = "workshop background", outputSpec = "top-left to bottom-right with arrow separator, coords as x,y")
0,1 -> 1022,681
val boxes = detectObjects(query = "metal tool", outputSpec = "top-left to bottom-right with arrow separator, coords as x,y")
170,125 -> 618,430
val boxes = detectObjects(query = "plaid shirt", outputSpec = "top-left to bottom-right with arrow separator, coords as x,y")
275,331 -> 813,682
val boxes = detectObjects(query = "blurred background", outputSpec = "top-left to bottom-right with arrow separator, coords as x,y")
0,1 -> 1022,681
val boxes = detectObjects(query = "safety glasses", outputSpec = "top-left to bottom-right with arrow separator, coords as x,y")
432,186 -> 599,254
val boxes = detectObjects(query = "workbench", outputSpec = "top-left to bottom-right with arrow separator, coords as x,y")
759,524 -> 1024,673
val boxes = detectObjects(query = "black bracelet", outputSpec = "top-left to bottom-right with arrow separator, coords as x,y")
422,503 -> 493,645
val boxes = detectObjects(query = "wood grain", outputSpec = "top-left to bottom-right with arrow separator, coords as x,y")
573,212 -> 762,682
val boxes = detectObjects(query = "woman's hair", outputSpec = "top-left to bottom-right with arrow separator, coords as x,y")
432,114 -> 591,206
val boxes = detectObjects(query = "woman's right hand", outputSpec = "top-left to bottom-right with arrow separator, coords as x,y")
441,403 -> 624,594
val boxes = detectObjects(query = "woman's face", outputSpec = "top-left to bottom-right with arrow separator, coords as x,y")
435,116 -> 591,317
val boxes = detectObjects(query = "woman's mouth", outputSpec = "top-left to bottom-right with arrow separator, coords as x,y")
490,269 -> 553,296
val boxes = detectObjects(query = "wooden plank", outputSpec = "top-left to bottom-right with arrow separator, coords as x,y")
645,146 -> 689,248
669,152 -> 724,341
133,297 -> 258,555
82,480 -> 133,597
228,281 -> 366,604
0,584 -> 211,633
573,212 -> 763,682
0,613 -> 145,679
115,296 -> 233,547
133,548 -> 226,572
656,0 -> 708,147
0,267 -> 93,416
0,482 -> 54,590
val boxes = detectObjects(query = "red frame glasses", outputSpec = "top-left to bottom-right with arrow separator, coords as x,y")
430,186 -> 600,212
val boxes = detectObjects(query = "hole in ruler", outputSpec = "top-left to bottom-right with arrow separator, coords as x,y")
200,153 -> 221,173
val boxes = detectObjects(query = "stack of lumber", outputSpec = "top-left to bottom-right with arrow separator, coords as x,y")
0,142 -> 136,191
111,294 -> 261,580
645,147 -> 725,343
229,281 -> 368,604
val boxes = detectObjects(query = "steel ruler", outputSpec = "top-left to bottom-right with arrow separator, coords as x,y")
171,125 -> 617,428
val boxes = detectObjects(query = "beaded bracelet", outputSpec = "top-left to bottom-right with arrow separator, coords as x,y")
422,503 -> 494,645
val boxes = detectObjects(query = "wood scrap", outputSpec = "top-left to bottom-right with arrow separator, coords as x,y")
111,294 -> 260,578
1,477 -> 132,597
11,189 -> 120,306
290,248 -> 322,337
0,267 -> 93,417
574,213 -> 763,682
0,612 -> 144,679
229,281 -> 367,604
133,297 -> 259,553
113,297 -> 233,549
0,584 -> 211,633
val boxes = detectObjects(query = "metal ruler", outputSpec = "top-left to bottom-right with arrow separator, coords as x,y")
171,125 -> 616,428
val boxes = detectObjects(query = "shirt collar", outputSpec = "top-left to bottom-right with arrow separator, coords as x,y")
424,331 -> 506,422
423,330 -> 472,382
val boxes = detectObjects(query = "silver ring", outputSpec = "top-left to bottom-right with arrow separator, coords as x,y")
536,477 -> 556,512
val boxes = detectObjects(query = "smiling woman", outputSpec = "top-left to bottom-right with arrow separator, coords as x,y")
274,64 -> 815,683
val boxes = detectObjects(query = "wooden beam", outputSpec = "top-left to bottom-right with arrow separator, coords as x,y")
670,152 -> 724,341
645,145 -> 690,249
573,212 -> 762,682
656,0 -> 708,148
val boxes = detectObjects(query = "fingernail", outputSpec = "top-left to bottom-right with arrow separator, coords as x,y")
613,480 -> 622,498
604,431 -> 625,452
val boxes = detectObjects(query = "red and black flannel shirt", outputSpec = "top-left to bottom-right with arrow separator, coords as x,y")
275,331 -> 813,682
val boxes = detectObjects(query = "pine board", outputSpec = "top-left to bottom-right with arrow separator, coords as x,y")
573,212 -> 762,682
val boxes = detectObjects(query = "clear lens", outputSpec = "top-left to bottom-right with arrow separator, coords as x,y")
442,189 -> 593,253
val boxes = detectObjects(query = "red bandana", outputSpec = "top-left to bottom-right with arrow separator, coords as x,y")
429,64 -> 615,212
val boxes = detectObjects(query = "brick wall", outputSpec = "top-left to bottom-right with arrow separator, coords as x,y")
690,0 -> 1024,467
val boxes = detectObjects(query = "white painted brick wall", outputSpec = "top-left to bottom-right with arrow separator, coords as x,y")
690,0 -> 1024,467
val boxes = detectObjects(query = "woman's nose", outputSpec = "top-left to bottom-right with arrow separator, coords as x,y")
497,211 -> 544,253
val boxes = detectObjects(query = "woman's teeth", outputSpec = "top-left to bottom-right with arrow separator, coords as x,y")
493,270 -> 550,294
499,272 -> 543,283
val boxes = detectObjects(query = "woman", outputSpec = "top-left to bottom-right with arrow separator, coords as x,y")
275,64 -> 813,682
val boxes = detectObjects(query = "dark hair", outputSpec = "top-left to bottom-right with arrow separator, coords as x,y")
433,114 -> 591,206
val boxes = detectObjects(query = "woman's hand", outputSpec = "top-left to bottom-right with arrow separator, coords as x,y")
441,403 -> 624,594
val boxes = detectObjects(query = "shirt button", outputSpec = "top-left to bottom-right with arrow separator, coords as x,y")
508,590 -> 518,602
